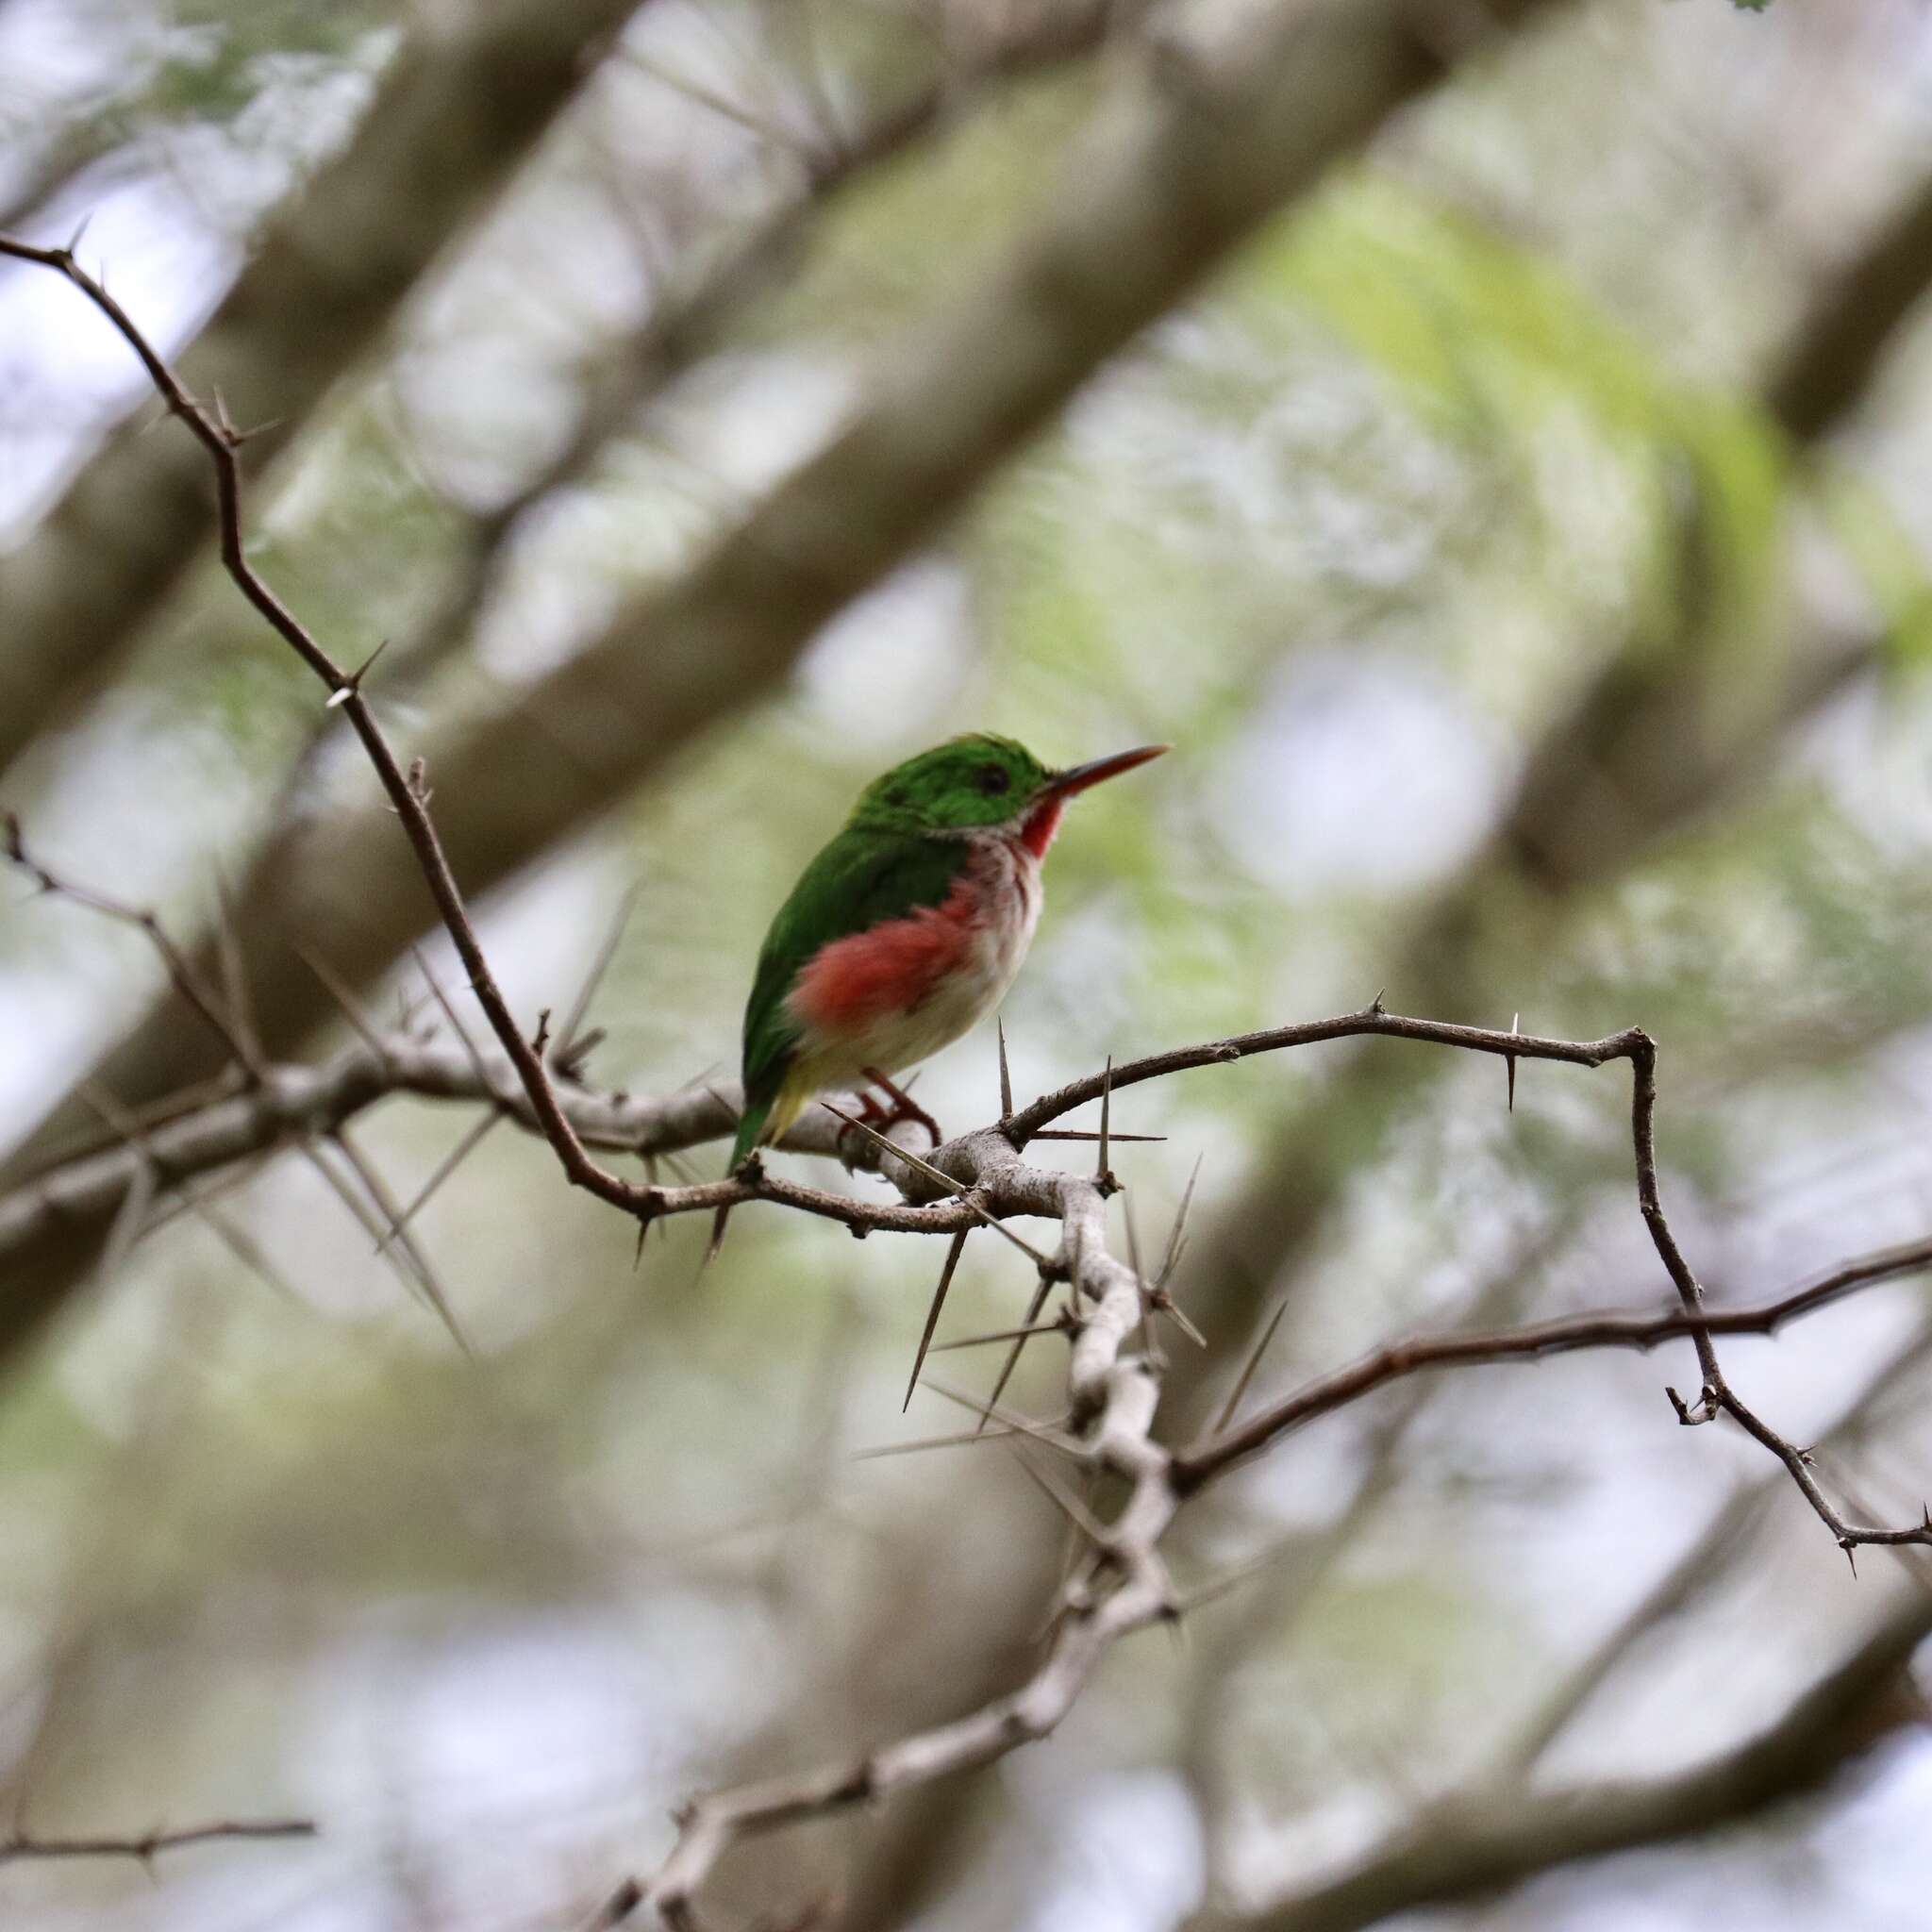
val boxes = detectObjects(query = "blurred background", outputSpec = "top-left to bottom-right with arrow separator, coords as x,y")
4,0 -> 1932,1926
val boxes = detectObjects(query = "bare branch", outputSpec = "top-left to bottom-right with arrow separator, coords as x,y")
1178,1239 -> 1932,1502
0,1818 -> 315,1865
6,817 -> 264,1080
1005,1008 -> 1640,1141
595,1148 -> 1174,1925
0,0 -> 1572,1376
588,1047 -> 1932,1917
13,23 -> 1931,1902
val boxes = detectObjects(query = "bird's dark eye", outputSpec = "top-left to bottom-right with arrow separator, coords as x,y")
975,763 -> 1011,797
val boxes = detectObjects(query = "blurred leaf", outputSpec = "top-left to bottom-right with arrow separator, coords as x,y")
1816,462 -> 1932,665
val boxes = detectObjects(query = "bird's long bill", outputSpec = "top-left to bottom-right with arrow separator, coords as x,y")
1047,743 -> 1169,798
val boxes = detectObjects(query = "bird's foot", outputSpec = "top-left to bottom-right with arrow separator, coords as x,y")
831,1089 -> 894,1165
860,1066 -> 942,1151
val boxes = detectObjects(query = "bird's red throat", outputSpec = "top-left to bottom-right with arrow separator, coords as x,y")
1017,797 -> 1064,859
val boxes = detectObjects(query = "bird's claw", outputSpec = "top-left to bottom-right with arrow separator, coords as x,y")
858,1066 -> 942,1152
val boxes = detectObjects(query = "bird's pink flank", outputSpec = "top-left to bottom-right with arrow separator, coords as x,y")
788,872 -> 982,1037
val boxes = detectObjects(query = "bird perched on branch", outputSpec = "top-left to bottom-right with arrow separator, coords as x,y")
730,734 -> 1166,1172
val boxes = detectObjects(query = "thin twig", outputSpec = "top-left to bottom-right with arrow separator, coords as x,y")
0,1818 -> 316,1864
6,817 -> 264,1079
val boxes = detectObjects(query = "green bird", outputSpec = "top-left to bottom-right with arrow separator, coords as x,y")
730,734 -> 1167,1170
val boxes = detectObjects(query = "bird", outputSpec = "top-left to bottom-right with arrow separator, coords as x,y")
729,733 -> 1167,1172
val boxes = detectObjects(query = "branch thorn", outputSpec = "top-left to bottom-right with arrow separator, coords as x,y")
819,1100 -> 1049,1265
1158,1154 -> 1203,1291
1213,1297 -> 1289,1432
979,1274 -> 1058,1434
903,1228 -> 970,1412
325,636 -> 390,708
1151,1286 -> 1206,1349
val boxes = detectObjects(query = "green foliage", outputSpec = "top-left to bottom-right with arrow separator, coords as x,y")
1251,174 -> 1792,675
147,0 -> 395,119
741,64 -> 1099,350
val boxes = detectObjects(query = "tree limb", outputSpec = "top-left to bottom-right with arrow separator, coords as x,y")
1190,1593 -> 1932,1932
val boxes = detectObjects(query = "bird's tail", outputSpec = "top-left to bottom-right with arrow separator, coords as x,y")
711,1091 -> 778,1276
729,1073 -> 816,1174
727,1095 -> 771,1175
714,1078 -> 811,1268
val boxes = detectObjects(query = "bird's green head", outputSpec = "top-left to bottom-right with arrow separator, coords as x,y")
850,733 -> 1166,842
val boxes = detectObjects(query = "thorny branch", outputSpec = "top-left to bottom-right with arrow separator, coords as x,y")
28,903 -> 1911,1925
13,848 -> 1931,1921
0,230 -> 662,1231
575,1018 -> 1932,1925
6,169 -> 1932,1928
4,816 -> 267,1079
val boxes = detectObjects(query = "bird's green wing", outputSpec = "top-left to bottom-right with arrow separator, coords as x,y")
733,827 -> 966,1168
